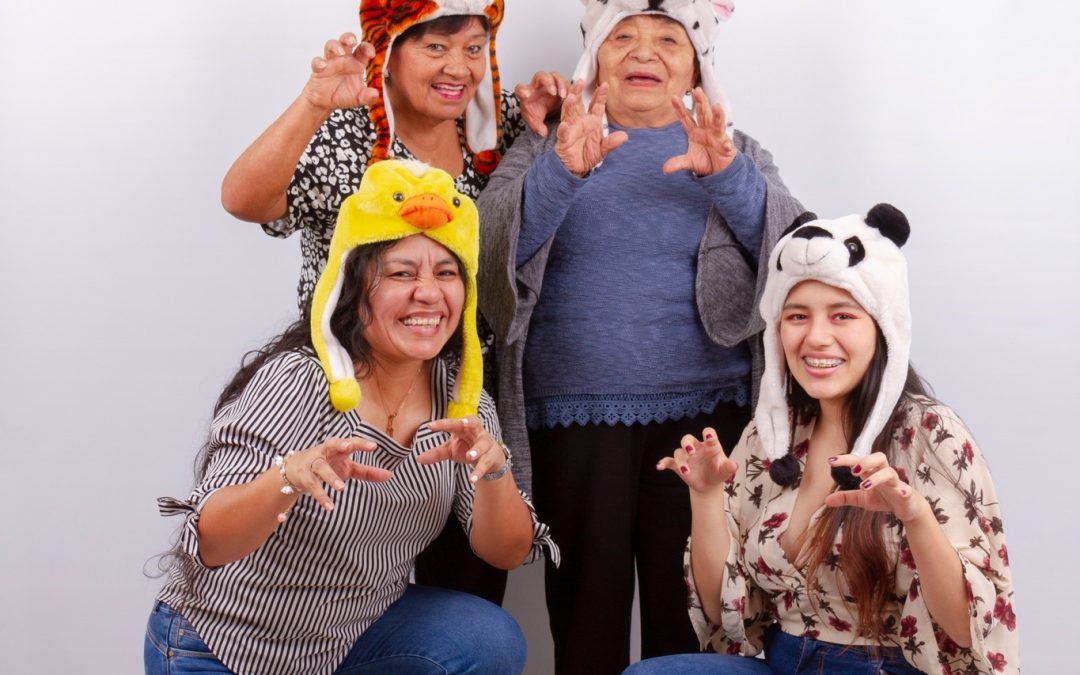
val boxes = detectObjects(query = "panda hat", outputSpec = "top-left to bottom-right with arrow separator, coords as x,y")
572,0 -> 736,118
360,0 -> 506,175
756,204 -> 912,487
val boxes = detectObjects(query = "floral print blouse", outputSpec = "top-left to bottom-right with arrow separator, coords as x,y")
686,397 -> 1019,674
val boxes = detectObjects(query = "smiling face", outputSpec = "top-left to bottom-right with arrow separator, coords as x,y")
362,234 -> 465,367
780,280 -> 879,413
385,16 -> 489,127
595,14 -> 698,128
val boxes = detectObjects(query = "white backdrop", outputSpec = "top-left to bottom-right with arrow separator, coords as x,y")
1,1 -> 1076,673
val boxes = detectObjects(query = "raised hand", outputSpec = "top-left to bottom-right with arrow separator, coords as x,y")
515,70 -> 570,137
302,33 -> 380,113
662,87 -> 737,177
280,437 -> 392,517
554,81 -> 629,177
824,452 -> 930,524
419,416 -> 510,484
657,427 -> 738,495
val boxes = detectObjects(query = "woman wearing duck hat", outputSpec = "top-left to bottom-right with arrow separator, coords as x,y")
146,161 -> 556,675
477,1 -> 805,671
219,0 -> 565,607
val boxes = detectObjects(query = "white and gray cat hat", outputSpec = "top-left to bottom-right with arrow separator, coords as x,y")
756,204 -> 912,487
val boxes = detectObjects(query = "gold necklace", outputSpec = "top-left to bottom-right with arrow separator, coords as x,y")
372,364 -> 424,437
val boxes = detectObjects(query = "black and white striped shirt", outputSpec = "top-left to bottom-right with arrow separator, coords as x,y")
157,350 -> 555,675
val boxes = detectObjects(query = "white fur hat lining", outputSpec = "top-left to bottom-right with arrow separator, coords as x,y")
755,204 -> 912,487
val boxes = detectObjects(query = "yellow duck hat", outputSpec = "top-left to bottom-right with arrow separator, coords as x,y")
310,159 -> 481,417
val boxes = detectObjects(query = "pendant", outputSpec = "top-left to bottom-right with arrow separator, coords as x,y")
386,413 -> 396,437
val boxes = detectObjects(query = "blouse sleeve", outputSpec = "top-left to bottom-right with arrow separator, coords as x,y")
159,352 -> 331,568
894,403 -> 1019,675
449,387 -> 559,566
262,108 -> 373,241
499,90 -> 526,151
685,425 -> 775,655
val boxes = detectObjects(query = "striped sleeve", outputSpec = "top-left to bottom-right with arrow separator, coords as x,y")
449,387 -> 560,566
175,352 -> 330,567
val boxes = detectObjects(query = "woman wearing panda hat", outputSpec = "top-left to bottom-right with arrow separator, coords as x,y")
477,0 -> 804,670
631,205 -> 1019,674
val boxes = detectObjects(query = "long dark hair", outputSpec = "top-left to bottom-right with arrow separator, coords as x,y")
791,329 -> 932,641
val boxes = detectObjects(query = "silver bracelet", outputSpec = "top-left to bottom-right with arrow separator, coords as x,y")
482,441 -> 513,481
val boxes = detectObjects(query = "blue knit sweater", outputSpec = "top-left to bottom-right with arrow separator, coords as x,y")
516,121 -> 766,428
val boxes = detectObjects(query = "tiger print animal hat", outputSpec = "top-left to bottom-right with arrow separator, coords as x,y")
360,0 -> 505,175
573,0 -> 736,118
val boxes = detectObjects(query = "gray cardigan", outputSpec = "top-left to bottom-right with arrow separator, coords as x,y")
477,125 -> 805,496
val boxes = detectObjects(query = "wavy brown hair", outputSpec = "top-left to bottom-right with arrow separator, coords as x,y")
788,329 -> 931,641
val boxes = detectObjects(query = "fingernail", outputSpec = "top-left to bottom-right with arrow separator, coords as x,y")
704,433 -> 714,441
656,461 -> 664,469
470,474 -> 479,483
685,444 -> 694,452
680,466 -> 689,474
827,456 -> 837,464
861,480 -> 872,489
852,465 -> 862,474
467,449 -> 478,460
334,481 -> 345,490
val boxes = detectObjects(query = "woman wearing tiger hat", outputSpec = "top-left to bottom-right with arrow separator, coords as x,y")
220,0 -> 564,606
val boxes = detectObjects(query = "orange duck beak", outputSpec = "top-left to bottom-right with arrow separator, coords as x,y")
399,193 -> 453,230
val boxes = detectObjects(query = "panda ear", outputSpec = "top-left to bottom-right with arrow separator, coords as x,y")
780,211 -> 818,239
865,203 -> 910,248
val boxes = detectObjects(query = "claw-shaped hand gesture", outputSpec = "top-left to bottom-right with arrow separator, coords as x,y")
662,87 -> 737,177
825,453 -> 930,524
281,437 -> 393,518
303,32 -> 380,113
657,428 -> 738,496
419,416 -> 510,485
515,70 -> 570,138
554,81 -> 629,177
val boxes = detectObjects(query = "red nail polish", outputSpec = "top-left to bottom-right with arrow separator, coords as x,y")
680,466 -> 689,474
852,465 -> 862,475
861,479 -> 872,489
704,433 -> 714,441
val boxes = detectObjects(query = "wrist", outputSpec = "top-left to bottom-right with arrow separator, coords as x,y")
481,441 -> 513,482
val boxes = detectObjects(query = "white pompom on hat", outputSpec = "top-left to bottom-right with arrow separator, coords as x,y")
755,204 -> 912,487
571,0 -> 736,117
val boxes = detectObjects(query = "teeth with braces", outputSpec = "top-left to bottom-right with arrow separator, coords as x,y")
804,357 -> 843,368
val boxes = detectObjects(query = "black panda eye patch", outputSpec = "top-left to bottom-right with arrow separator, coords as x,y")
844,236 -> 866,266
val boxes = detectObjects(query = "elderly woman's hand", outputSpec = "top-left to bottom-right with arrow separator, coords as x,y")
656,427 -> 737,496
663,87 -> 738,177
515,71 -> 570,137
419,416 -> 510,484
554,81 -> 629,177
302,32 -> 381,113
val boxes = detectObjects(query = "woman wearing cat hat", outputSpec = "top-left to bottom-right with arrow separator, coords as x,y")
631,205 -> 1019,674
220,0 -> 565,607
477,0 -> 805,670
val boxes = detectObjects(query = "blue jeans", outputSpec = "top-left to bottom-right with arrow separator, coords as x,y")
623,627 -> 926,674
145,585 -> 527,674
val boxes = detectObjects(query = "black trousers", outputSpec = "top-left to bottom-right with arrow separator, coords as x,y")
531,401 -> 750,675
414,517 -> 508,605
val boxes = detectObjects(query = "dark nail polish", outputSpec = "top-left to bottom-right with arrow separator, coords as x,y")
861,479 -> 873,489
680,466 -> 689,474
852,465 -> 862,475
